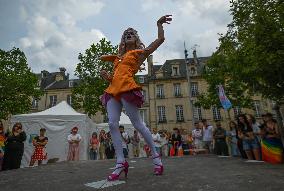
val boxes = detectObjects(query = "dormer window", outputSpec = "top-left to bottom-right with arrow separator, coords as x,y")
172,65 -> 180,76
190,67 -> 197,75
55,74 -> 64,82
138,76 -> 144,83
69,80 -> 74,87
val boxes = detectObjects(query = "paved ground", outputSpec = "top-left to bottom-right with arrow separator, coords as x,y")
1,155 -> 284,191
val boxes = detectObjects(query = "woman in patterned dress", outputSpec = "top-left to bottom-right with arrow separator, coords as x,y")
30,128 -> 48,166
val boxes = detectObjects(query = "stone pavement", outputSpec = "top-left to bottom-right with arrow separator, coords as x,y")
1,155 -> 284,191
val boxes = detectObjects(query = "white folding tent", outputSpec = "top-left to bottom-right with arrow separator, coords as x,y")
11,101 -> 97,167
96,112 -> 137,158
96,112 -> 134,136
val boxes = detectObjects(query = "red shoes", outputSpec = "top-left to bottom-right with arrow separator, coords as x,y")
107,161 -> 129,181
153,155 -> 164,176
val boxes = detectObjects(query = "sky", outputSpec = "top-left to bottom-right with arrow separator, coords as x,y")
0,0 -> 232,78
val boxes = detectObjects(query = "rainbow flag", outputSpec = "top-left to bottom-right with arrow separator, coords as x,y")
218,85 -> 232,110
261,137 -> 283,164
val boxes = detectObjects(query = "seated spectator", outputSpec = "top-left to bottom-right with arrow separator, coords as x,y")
261,119 -> 283,164
213,121 -> 229,156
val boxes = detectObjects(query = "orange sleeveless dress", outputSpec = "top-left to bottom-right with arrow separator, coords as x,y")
100,49 -> 144,107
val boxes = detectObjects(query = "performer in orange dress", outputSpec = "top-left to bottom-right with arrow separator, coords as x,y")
100,15 -> 172,181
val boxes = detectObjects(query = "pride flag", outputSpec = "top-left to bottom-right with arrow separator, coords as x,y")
218,85 -> 232,110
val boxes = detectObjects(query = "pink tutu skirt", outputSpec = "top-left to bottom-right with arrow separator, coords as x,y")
100,90 -> 144,108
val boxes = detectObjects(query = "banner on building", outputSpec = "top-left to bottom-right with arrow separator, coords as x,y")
218,85 -> 232,110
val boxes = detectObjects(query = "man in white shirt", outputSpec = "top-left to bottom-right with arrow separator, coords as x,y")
119,125 -> 130,158
152,128 -> 162,155
192,122 -> 203,150
202,119 -> 213,154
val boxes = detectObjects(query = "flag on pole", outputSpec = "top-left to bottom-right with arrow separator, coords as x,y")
218,85 -> 232,110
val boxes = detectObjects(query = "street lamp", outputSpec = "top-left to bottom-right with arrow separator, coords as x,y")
184,42 -> 195,128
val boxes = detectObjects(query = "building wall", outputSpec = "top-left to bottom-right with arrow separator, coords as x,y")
28,64 -> 274,134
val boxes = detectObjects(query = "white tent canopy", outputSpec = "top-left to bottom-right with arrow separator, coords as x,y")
11,101 -> 97,167
96,112 -> 134,136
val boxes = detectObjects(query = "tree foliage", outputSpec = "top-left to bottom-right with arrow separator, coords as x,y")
0,48 -> 42,120
196,0 -> 284,109
72,38 -> 118,116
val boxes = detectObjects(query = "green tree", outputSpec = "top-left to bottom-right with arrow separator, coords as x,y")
0,48 -> 43,120
196,0 -> 284,115
72,38 -> 118,116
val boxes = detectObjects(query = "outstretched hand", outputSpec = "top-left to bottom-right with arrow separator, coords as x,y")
157,15 -> 172,26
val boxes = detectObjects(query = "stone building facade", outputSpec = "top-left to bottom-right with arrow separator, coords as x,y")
31,51 -> 274,133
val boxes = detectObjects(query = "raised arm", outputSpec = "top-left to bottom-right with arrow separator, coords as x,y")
142,15 -> 172,59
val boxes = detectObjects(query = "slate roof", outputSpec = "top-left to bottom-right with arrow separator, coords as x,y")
36,70 -> 78,90
45,79 -> 80,90
148,56 -> 210,80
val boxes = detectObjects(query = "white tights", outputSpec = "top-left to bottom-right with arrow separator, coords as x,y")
107,98 -> 161,166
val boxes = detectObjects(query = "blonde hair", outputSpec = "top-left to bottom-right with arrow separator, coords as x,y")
119,28 -> 145,56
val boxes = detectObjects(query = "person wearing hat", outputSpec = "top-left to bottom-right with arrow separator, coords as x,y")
30,128 -> 48,166
67,127 -> 82,161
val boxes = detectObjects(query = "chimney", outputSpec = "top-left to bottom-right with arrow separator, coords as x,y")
59,67 -> 66,74
193,49 -> 198,64
41,70 -> 49,78
147,55 -> 153,76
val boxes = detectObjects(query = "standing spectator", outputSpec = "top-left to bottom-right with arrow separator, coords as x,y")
105,132 -> 115,159
213,121 -> 229,156
30,128 -> 48,166
192,122 -> 203,153
227,121 -> 240,157
247,114 -> 261,144
202,119 -> 213,154
67,127 -> 81,161
139,133 -> 147,157
261,119 -> 283,164
167,132 -> 173,156
152,128 -> 162,155
186,132 -> 194,154
0,122 -> 6,171
131,130 -> 140,157
99,130 -> 107,160
89,132 -> 99,160
237,114 -> 260,160
261,113 -> 273,126
160,131 -> 168,157
2,122 -> 26,170
119,125 -> 130,158
171,128 -> 182,156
